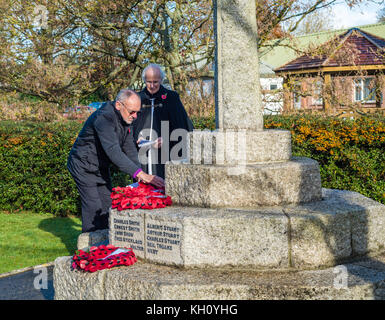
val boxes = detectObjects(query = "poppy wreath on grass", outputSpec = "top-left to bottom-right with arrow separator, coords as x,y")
111,182 -> 172,211
72,244 -> 137,273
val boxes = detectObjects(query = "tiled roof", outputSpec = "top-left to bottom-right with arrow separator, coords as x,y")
275,28 -> 385,72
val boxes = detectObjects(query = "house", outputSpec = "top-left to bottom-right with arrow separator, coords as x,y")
274,27 -> 385,115
259,61 -> 283,114
260,23 -> 385,116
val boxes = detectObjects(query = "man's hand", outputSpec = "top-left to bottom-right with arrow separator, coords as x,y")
136,171 -> 165,188
136,137 -> 162,149
153,137 -> 162,149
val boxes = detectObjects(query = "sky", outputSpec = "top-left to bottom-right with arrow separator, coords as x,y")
330,0 -> 384,29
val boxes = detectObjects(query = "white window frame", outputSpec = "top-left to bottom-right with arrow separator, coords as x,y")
312,80 -> 323,105
354,78 -> 376,103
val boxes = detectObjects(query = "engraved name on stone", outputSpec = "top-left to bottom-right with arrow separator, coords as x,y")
145,221 -> 183,264
146,223 -> 181,255
112,217 -> 144,255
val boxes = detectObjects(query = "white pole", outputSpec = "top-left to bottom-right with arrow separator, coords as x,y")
148,98 -> 155,175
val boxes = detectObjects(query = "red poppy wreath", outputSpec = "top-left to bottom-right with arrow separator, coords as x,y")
72,244 -> 137,273
111,182 -> 172,211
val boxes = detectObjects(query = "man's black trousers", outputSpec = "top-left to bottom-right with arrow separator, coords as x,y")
75,183 -> 112,233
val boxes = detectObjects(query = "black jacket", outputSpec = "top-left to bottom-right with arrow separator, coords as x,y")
132,85 -> 193,178
67,101 -> 141,186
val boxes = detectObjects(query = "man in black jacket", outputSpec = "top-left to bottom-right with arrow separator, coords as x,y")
133,64 -> 194,179
67,89 -> 164,233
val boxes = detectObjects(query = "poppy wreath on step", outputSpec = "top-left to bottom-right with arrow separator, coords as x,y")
72,244 -> 137,273
111,182 -> 172,211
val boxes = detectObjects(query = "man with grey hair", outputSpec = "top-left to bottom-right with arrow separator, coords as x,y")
133,63 -> 194,179
141,63 -> 166,90
67,89 -> 165,233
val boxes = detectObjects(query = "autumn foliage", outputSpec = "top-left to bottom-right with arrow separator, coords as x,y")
265,115 -> 385,204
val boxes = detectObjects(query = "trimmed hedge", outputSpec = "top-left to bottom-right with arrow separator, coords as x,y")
0,120 -> 136,216
0,115 -> 384,216
264,115 -> 385,205
0,121 -> 82,216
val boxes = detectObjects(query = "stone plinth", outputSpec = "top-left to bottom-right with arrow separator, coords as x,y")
166,157 -> 322,208
77,229 -> 108,250
54,253 -> 385,300
108,189 -> 385,270
188,129 -> 292,164
59,188 -> 385,300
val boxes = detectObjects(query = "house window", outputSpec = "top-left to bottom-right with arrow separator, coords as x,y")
293,81 -> 302,109
270,84 -> 278,90
354,78 -> 376,103
312,80 -> 323,105
293,93 -> 301,109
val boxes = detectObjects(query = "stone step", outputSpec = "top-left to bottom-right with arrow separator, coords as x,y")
108,188 -> 385,270
53,252 -> 385,300
187,129 -> 292,165
165,156 -> 322,208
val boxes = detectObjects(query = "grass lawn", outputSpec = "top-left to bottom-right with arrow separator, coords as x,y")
0,211 -> 82,274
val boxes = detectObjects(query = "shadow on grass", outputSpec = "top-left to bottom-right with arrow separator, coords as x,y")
38,216 -> 82,255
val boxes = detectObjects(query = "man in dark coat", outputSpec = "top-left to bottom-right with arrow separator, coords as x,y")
133,64 -> 194,179
67,89 -> 164,233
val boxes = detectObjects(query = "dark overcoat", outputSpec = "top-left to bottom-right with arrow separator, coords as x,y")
67,101 -> 141,186
133,85 -> 194,178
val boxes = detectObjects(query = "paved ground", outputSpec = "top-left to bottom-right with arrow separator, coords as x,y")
0,264 -> 54,300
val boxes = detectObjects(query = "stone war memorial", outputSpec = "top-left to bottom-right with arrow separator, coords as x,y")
54,0 -> 385,300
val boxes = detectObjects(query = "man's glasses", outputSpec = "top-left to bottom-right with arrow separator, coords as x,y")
118,101 -> 141,116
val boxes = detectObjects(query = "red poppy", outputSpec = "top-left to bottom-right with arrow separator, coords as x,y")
71,245 -> 137,272
109,182 -> 172,211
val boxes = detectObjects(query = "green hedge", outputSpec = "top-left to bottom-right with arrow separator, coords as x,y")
0,121 -> 81,216
264,115 -> 385,205
0,120 -> 135,216
0,115 -> 384,216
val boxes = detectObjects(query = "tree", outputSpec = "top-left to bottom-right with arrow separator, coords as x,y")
0,0 -> 369,113
0,0 -> 214,106
0,0 -> 97,106
256,0 -> 368,50
292,6 -> 335,35
377,5 -> 385,22
54,0 -> 215,96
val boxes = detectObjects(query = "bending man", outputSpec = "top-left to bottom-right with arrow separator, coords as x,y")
67,89 -> 164,233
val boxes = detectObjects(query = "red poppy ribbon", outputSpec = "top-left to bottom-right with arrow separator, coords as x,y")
111,182 -> 172,211
72,244 -> 137,273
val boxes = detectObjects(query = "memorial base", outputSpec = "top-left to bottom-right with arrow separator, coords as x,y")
54,253 -> 385,300
54,188 -> 385,300
108,189 -> 385,270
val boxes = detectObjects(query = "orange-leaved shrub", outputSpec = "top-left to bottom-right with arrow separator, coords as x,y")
265,115 -> 385,204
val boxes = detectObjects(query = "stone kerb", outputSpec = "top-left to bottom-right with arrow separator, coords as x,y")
108,189 -> 385,270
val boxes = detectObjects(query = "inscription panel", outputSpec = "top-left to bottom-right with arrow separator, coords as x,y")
110,213 -> 145,259
109,210 -> 183,265
145,219 -> 183,264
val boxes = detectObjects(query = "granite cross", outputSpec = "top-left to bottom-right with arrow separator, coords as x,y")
214,0 -> 264,131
